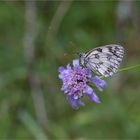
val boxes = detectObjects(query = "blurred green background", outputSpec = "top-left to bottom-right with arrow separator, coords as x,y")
0,0 -> 140,139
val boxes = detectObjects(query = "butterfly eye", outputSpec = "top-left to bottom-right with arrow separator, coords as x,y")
77,53 -> 83,58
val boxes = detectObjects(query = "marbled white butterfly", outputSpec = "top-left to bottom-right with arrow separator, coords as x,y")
78,44 -> 124,77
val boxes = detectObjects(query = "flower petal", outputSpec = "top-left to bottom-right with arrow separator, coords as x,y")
91,76 -> 107,91
58,66 -> 65,72
67,95 -> 78,109
77,99 -> 85,106
66,64 -> 71,69
61,86 -> 69,94
85,85 -> 93,95
58,73 -> 64,79
87,92 -> 100,103
73,59 -> 79,67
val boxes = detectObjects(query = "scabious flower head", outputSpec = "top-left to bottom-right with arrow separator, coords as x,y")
58,59 -> 107,109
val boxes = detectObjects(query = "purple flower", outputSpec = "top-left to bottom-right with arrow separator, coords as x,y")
58,59 -> 107,109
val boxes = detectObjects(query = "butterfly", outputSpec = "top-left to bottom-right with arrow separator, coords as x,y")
78,44 -> 124,77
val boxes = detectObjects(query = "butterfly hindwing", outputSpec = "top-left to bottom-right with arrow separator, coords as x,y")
84,44 -> 124,77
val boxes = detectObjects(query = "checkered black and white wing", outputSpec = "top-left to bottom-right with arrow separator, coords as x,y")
84,44 -> 124,77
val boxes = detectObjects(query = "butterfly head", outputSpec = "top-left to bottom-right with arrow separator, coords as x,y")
78,52 -> 86,66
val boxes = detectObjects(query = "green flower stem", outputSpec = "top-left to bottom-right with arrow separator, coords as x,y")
100,64 -> 140,79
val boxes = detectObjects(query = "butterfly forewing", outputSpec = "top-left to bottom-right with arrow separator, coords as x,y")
84,44 -> 124,77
